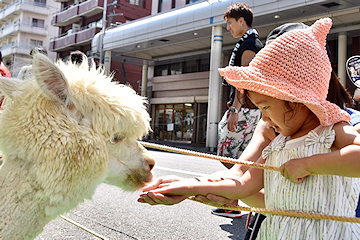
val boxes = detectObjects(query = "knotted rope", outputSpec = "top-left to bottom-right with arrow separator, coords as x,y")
141,141 -> 360,224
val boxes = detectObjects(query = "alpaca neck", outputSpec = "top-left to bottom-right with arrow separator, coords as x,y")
0,159 -> 47,239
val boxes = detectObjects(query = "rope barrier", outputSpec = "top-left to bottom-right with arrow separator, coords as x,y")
189,197 -> 360,223
142,141 -> 360,224
140,141 -> 280,172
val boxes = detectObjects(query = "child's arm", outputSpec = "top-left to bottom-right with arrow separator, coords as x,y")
146,159 -> 265,200
281,122 -> 360,183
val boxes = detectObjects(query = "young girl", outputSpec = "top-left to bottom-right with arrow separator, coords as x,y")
141,18 -> 360,239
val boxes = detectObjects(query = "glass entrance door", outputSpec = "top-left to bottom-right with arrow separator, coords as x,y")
154,103 -> 194,143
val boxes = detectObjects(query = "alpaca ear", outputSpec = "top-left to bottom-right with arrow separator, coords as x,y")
32,53 -> 71,106
0,77 -> 22,100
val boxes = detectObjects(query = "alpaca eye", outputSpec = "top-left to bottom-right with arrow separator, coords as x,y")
111,135 -> 124,144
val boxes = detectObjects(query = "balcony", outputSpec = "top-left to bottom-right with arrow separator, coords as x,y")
52,0 -> 103,27
49,25 -> 100,51
54,0 -> 70,3
0,42 -> 31,57
51,5 -> 80,27
0,0 -> 50,22
78,0 -> 103,17
0,21 -> 47,39
76,25 -> 101,45
50,32 -> 76,51
0,0 -> 11,7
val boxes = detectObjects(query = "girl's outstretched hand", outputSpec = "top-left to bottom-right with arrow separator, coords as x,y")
138,191 -> 189,205
142,175 -> 184,192
138,176 -> 196,205
280,157 -> 311,183
147,180 -> 197,196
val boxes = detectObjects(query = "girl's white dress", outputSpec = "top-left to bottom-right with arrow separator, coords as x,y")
259,125 -> 360,239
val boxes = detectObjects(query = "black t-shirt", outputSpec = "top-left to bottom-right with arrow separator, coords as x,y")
226,33 -> 263,105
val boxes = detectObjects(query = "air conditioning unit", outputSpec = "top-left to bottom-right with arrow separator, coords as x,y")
88,22 -> 96,28
72,24 -> 81,32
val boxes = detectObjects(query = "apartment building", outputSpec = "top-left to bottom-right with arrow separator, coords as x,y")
0,0 -> 60,76
49,0 -> 151,89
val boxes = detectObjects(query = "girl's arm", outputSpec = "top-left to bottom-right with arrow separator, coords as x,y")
281,122 -> 360,183
139,120 -> 273,206
185,120 -> 273,207
148,158 -> 265,200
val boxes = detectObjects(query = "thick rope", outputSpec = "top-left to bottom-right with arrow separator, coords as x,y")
142,141 -> 360,224
140,141 -> 279,172
189,197 -> 360,223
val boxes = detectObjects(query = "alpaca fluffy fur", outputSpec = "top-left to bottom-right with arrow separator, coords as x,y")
0,53 -> 155,239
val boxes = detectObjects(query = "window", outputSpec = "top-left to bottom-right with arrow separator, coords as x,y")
169,63 -> 182,75
34,0 -> 46,7
183,60 -> 198,73
30,39 -> 43,47
32,18 -> 45,28
175,0 -> 186,8
154,55 -> 210,76
128,0 -> 144,7
199,58 -> 210,72
158,0 -> 172,12
154,65 -> 168,76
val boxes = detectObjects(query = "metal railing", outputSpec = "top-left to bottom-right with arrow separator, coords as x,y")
1,19 -> 48,30
50,23 -> 100,41
0,0 -> 48,14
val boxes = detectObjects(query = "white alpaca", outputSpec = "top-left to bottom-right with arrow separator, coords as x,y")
0,53 -> 155,239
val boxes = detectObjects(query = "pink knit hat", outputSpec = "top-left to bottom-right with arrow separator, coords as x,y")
219,18 -> 350,126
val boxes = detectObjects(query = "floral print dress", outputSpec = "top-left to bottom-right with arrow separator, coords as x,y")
217,108 -> 261,158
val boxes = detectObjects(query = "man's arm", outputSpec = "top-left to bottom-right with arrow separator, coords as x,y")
227,50 -> 257,132
241,50 -> 256,66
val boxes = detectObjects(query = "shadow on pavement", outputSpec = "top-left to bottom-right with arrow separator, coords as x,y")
219,213 -> 249,239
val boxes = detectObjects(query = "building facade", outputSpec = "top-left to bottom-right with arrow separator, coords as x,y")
92,0 -> 360,149
0,0 -> 60,76
49,0 -> 151,90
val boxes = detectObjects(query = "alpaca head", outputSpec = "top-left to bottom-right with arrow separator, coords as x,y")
0,53 -> 155,192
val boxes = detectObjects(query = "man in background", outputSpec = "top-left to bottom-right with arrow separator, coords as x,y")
214,2 -> 263,218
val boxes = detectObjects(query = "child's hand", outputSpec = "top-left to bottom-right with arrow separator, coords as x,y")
149,180 -> 196,196
138,178 -> 199,205
142,175 -> 184,192
138,191 -> 189,205
280,158 -> 311,183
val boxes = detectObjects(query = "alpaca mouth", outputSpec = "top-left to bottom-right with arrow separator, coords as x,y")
144,172 -> 153,183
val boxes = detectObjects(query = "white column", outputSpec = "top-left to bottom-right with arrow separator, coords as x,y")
99,0 -> 108,65
141,60 -> 149,97
337,33 -> 347,86
206,25 -> 222,151
104,50 -> 111,76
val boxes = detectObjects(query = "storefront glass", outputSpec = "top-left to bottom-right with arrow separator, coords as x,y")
154,103 -> 195,143
154,109 -> 164,140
